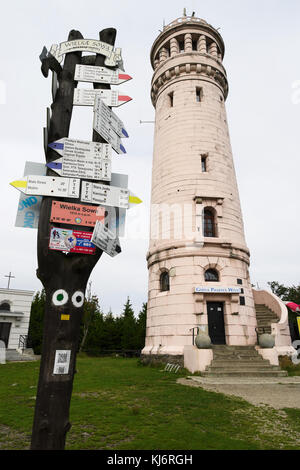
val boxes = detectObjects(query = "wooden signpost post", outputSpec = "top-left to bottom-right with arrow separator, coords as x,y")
13,27 -> 140,450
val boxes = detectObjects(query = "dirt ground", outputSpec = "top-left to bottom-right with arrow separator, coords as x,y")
178,376 -> 300,409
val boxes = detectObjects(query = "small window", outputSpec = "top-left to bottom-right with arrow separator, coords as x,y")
205,269 -> 219,282
160,271 -> 170,292
192,39 -> 198,51
168,92 -> 174,107
0,303 -> 10,311
239,296 -> 245,306
203,208 -> 216,237
178,40 -> 185,53
237,279 -> 243,285
201,155 -> 207,172
196,87 -> 203,102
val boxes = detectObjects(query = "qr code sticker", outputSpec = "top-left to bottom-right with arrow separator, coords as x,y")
53,350 -> 71,375
57,352 -> 68,363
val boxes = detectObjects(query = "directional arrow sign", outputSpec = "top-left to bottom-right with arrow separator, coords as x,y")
81,181 -> 142,209
47,139 -> 112,181
48,138 -> 111,158
47,156 -> 111,181
91,220 -> 121,257
73,89 -> 132,107
75,65 -> 132,85
10,176 -> 80,198
93,96 -> 129,138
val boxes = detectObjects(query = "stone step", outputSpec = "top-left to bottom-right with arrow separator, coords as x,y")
213,351 -> 261,358
5,349 -> 38,362
211,359 -> 273,367
201,370 -> 288,377
208,365 -> 282,371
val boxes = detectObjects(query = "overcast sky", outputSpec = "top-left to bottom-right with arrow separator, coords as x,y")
0,0 -> 299,315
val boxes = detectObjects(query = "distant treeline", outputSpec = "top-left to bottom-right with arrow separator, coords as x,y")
28,290 -> 146,355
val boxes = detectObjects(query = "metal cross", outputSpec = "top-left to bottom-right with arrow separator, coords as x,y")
4,272 -> 15,289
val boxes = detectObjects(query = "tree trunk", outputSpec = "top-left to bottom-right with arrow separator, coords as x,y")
31,28 -> 116,450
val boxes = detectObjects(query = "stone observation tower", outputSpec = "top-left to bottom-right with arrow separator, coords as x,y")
142,13 -> 293,368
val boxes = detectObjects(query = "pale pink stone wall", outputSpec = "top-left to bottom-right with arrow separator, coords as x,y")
143,17 -> 257,356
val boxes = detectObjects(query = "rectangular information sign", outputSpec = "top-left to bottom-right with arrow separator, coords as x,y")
75,65 -> 132,85
194,287 -> 242,294
73,89 -> 131,107
81,181 -> 129,209
91,221 -> 121,257
49,227 -> 96,254
15,161 -> 45,229
50,200 -> 105,227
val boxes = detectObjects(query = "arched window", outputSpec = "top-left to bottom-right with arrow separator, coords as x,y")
203,208 -> 216,237
0,302 -> 10,311
160,271 -> 170,292
204,269 -> 219,282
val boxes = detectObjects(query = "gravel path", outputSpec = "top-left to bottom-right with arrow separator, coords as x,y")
177,376 -> 300,409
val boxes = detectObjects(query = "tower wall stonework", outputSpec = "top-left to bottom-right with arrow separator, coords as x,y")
143,16 -> 257,357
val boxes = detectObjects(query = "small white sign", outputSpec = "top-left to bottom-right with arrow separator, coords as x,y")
48,139 -> 111,181
195,287 -> 242,294
81,181 -> 129,209
11,176 -> 80,198
73,89 -> 131,107
93,96 -> 128,138
53,350 -> 71,375
75,65 -> 132,85
91,221 -> 121,257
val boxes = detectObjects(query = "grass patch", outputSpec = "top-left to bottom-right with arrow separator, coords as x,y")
0,357 -> 300,449
279,355 -> 300,376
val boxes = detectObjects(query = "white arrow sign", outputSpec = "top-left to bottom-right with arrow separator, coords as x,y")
73,89 -> 132,107
81,181 -> 142,209
91,220 -> 121,257
47,156 -> 111,181
75,65 -> 132,85
93,96 -> 129,138
10,176 -> 80,198
47,138 -> 111,181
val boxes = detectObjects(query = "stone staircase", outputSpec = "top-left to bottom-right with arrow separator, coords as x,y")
255,303 -> 279,335
5,349 -> 39,362
201,345 -> 287,377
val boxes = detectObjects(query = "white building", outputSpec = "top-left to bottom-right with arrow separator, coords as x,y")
0,288 -> 34,350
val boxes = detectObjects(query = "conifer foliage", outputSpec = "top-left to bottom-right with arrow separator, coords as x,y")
28,290 -> 147,355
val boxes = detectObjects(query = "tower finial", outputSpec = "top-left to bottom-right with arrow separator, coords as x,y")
183,7 -> 187,17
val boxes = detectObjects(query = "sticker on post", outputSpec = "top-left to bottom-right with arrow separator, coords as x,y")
53,350 -> 71,375
49,227 -> 96,254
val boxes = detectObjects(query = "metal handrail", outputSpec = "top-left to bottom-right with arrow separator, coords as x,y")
189,327 -> 199,345
18,335 -> 27,352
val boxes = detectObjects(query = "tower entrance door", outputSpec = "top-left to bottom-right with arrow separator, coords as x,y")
0,322 -> 11,348
207,302 -> 226,345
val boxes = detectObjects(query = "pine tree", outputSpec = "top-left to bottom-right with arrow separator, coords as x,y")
120,297 -> 137,350
136,302 -> 147,350
27,289 -> 46,354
